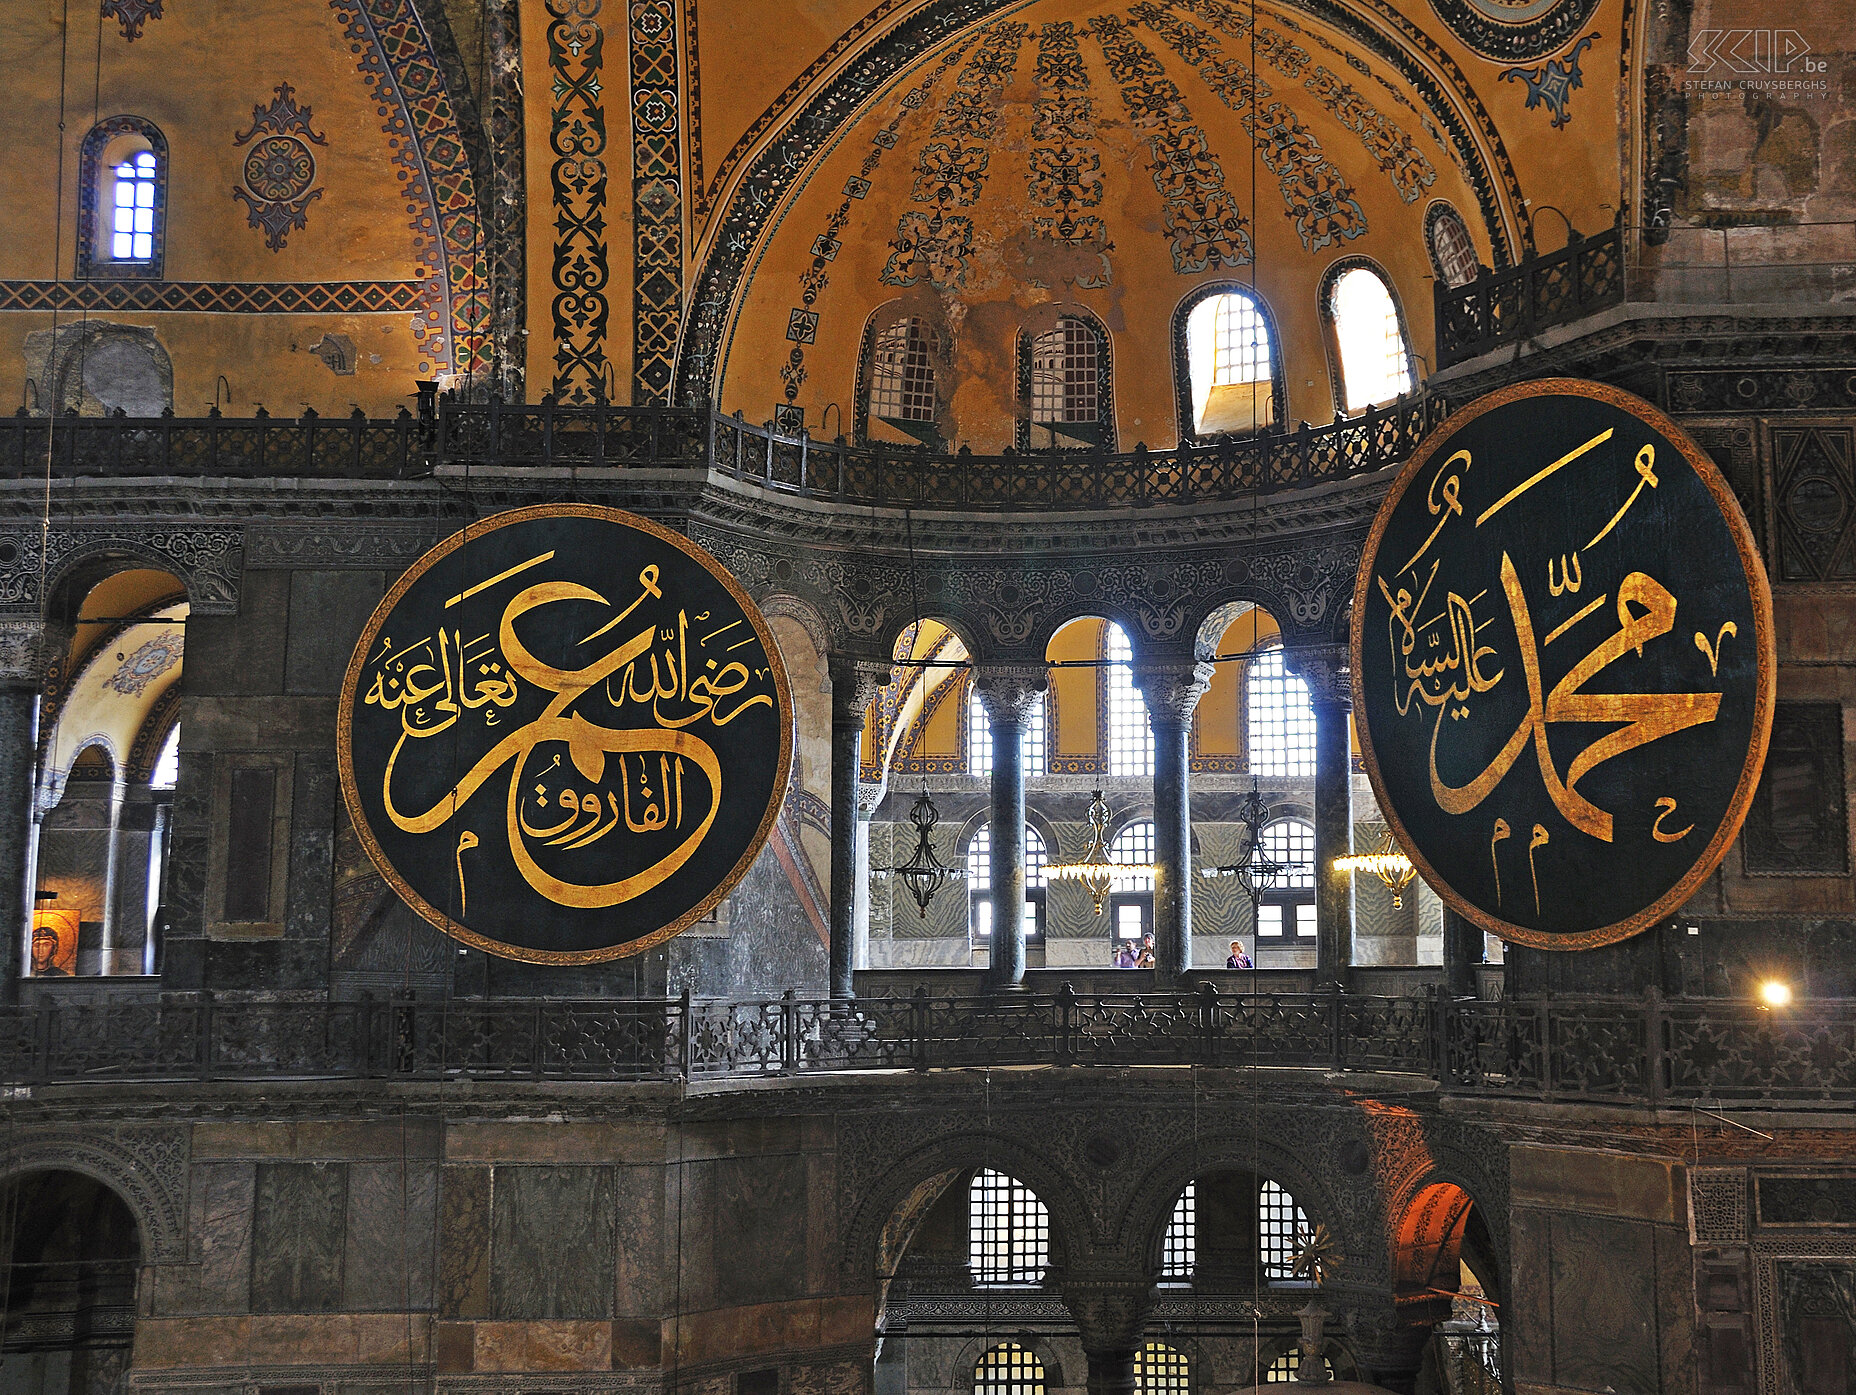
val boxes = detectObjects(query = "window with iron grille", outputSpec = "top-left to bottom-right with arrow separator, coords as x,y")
1030,318 -> 1099,425
968,1171 -> 1050,1284
969,682 -> 1049,775
1211,294 -> 1270,387
1258,1179 -> 1311,1280
111,151 -> 159,262
1135,1344 -> 1190,1395
1255,820 -> 1316,940
1263,1351 -> 1302,1383
1427,205 -> 1480,289
1330,267 -> 1412,411
869,318 -> 938,422
975,1344 -> 1046,1395
1106,625 -> 1153,777
1245,647 -> 1314,778
1160,1182 -> 1195,1279
968,824 -> 1048,943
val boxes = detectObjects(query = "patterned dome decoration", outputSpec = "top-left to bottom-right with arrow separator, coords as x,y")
232,82 -> 328,251
1426,0 -> 1602,62
103,629 -> 183,698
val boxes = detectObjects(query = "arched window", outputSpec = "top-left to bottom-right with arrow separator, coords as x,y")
1264,1351 -> 1302,1382
1108,819 -> 1155,949
1161,1181 -> 1195,1280
1136,1343 -> 1190,1395
1256,819 -> 1315,941
1105,624 -> 1152,777
1021,314 -> 1113,449
77,117 -> 168,279
1179,287 -> 1277,439
969,682 -> 1048,775
150,724 -> 180,791
1426,203 -> 1481,289
969,1171 -> 1049,1285
976,1344 -> 1046,1395
968,823 -> 1048,942
1327,265 -> 1412,411
1258,1178 -> 1312,1279
863,314 -> 940,444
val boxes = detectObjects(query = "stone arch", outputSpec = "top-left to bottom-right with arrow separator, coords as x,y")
845,1132 -> 1097,1288
761,591 -> 837,663
1118,1129 -> 1358,1280
33,322 -> 174,418
954,1333 -> 1069,1392
35,534 -> 240,625
0,1129 -> 187,1264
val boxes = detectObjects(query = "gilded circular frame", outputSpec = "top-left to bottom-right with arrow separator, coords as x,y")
1349,378 -> 1775,950
336,503 -> 795,965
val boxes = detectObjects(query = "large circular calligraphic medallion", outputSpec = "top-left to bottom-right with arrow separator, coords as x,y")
1351,380 -> 1774,950
338,505 -> 793,964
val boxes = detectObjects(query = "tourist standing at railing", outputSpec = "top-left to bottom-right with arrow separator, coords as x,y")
1136,933 -> 1155,969
1226,940 -> 1252,970
1113,943 -> 1137,969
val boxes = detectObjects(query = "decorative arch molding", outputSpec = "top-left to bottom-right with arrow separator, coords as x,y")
1316,255 -> 1418,417
761,591 -> 838,666
327,0 -> 496,378
675,0 -> 1527,409
76,116 -> 170,281
951,1333 -> 1070,1391
843,1131 -> 1097,1286
9,530 -> 245,623
0,1126 -> 189,1264
1170,281 -> 1289,448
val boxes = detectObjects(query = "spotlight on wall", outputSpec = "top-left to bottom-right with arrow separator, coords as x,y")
1758,979 -> 1794,1010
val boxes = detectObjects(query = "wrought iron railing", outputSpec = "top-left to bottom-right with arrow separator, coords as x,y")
0,989 -> 1852,1102
700,395 -> 1449,509
1434,217 -> 1626,368
0,392 -> 1448,510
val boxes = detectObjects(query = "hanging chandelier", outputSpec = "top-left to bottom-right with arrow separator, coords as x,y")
873,787 -> 963,918
1335,828 -> 1418,908
1199,779 -> 1289,897
1050,789 -> 1151,913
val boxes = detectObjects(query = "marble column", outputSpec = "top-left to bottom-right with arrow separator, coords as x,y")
975,667 -> 1046,992
828,657 -> 888,999
1292,646 -> 1354,990
98,773 -> 127,974
1135,661 -> 1214,986
0,620 -> 49,1003
1444,907 -> 1484,997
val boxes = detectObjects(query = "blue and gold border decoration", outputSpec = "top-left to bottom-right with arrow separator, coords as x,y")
1351,380 -> 1775,950
338,505 -> 794,965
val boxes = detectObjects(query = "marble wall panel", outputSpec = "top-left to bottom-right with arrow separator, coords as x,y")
344,1161 -> 438,1311
191,1162 -> 256,1314
440,1165 -> 491,1319
714,1155 -> 807,1306
250,1161 -> 348,1312
1549,1211 -> 1660,1389
490,1166 -> 619,1320
613,1164 -> 664,1318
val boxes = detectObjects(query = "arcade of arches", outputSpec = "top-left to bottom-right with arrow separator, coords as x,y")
0,0 -> 1849,1393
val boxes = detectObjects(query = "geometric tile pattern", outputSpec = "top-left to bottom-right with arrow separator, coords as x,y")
0,280 -> 430,313
1130,3 -> 1367,252
1028,20 -> 1113,288
330,0 -> 495,376
780,40 -> 973,417
881,21 -> 1030,292
1090,13 -> 1252,273
545,0 -> 611,403
631,0 -> 684,403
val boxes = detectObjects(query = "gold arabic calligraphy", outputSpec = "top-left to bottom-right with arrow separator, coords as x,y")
1376,428 -> 1732,910
361,559 -> 776,912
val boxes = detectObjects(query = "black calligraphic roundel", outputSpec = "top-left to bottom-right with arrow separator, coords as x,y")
1351,380 -> 1774,950
338,505 -> 794,964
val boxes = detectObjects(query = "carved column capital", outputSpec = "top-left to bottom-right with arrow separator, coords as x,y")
973,664 -> 1048,727
828,655 -> 891,724
1132,660 -> 1216,727
0,617 -> 65,692
1287,643 -> 1351,710
1060,1273 -> 1156,1353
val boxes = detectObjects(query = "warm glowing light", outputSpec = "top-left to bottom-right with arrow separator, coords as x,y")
1758,979 -> 1793,1009
1334,829 -> 1419,908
